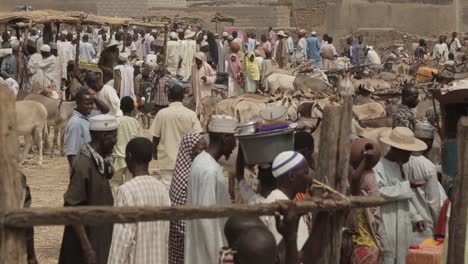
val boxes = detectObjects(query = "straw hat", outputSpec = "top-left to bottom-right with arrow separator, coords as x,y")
106,39 -> 119,48
380,127 -> 427,152
184,29 -> 196,39
276,31 -> 287,37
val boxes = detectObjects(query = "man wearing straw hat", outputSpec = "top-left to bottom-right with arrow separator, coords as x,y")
184,115 -> 238,264
98,39 -> 119,84
179,29 -> 197,81
373,127 -> 428,264
274,31 -> 289,69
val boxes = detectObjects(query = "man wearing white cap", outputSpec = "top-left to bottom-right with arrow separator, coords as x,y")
59,114 -> 118,264
37,44 -> 61,95
373,127 -> 428,264
306,31 -> 321,68
184,115 -> 238,264
297,30 -> 308,59
262,151 -> 313,251
179,29 -> 197,81
114,53 -> 136,101
167,32 -> 181,75
402,122 -> 446,244
79,34 -> 96,62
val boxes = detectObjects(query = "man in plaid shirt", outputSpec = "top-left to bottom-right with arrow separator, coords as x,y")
108,137 -> 170,264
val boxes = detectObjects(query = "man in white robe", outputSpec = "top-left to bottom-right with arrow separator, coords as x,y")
179,30 -> 197,81
184,115 -> 238,264
403,122 -> 446,244
38,45 -> 61,94
374,127 -> 428,264
297,30 -> 308,59
114,53 -> 136,101
262,151 -> 313,250
166,32 -> 180,76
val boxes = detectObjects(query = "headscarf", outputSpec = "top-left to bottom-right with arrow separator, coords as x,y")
169,133 -> 204,207
195,51 -> 206,62
228,53 -> 242,85
243,52 -> 260,81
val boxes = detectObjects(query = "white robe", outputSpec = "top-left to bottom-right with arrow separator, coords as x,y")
179,39 -> 197,81
38,55 -> 61,92
115,64 -> 136,101
262,189 -> 309,250
166,40 -> 180,75
403,155 -> 446,244
184,151 -> 231,264
374,158 -> 421,264
433,43 -> 449,64
28,53 -> 45,94
297,37 -> 308,59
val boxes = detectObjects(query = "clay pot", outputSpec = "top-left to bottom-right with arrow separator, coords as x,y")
230,41 -> 241,53
350,138 -> 381,169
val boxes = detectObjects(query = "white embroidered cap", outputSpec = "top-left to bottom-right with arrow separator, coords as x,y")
89,114 -> 118,131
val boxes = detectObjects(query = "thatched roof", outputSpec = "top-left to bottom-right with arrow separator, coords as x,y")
0,10 -> 166,28
142,10 -> 235,26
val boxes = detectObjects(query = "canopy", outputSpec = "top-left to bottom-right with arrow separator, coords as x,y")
0,10 -> 166,28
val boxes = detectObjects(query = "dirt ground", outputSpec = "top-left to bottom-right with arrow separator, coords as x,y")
20,130 -> 156,264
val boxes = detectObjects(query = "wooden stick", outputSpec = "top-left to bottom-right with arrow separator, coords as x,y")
0,88 -> 27,263
2,196 -> 400,228
447,116 -> 468,264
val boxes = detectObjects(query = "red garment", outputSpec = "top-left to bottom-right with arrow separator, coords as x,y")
434,198 -> 450,237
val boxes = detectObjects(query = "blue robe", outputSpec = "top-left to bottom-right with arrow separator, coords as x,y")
306,37 -> 321,68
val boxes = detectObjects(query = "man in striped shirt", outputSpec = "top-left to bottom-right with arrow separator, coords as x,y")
108,137 -> 170,264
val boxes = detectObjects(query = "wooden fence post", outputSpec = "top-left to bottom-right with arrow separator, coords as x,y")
447,116 -> 468,263
0,87 -> 27,263
309,94 -> 353,264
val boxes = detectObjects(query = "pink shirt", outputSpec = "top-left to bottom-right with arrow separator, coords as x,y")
262,41 -> 272,53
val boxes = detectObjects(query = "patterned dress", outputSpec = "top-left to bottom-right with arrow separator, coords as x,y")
168,133 -> 204,264
392,104 -> 416,131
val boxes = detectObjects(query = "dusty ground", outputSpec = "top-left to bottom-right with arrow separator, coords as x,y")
20,130 -> 156,264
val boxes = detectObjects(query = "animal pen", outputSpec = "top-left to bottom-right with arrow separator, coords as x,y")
0,40 -> 466,264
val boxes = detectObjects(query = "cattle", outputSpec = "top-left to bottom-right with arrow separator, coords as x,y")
16,100 -> 48,165
264,73 -> 331,96
24,94 -> 76,156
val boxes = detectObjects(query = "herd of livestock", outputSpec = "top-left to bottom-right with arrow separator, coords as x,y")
9,45 -> 468,167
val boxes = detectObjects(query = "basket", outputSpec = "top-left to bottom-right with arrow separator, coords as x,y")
236,128 -> 295,165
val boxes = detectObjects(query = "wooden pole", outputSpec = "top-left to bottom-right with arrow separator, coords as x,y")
74,15 -> 84,76
162,26 -> 168,68
309,94 -> 353,264
0,87 -> 27,263
1,196 -> 402,228
447,116 -> 468,264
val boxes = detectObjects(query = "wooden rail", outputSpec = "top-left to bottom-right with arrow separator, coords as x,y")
1,196 -> 397,228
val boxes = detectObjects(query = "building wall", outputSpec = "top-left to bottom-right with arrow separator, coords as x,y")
323,0 -> 457,36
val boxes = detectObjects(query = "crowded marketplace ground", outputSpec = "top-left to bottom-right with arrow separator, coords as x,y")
1,9 -> 468,264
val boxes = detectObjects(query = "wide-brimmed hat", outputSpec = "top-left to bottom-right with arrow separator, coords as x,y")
380,127 -> 427,152
184,29 -> 196,39
106,39 -> 119,48
276,31 -> 287,37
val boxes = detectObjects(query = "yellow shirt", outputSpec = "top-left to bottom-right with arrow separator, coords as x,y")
113,115 -> 143,171
352,209 -> 377,247
150,102 -> 202,170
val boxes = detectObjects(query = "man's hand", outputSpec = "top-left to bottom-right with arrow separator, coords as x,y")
415,220 -> 427,233
410,180 -> 426,189
201,76 -> 207,83
83,246 -> 97,264
275,200 -> 300,240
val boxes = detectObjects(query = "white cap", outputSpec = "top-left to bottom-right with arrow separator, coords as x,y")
40,44 -> 51,52
169,32 -> 178,40
222,32 -> 229,37
89,114 -> 118,131
208,115 -> 238,134
10,39 -> 20,50
201,41 -> 209,48
272,151 -> 306,178
0,48 -> 12,58
61,30 -> 68,35
311,31 -> 317,36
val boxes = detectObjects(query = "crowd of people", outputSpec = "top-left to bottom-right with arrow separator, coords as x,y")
0,24 -> 461,264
